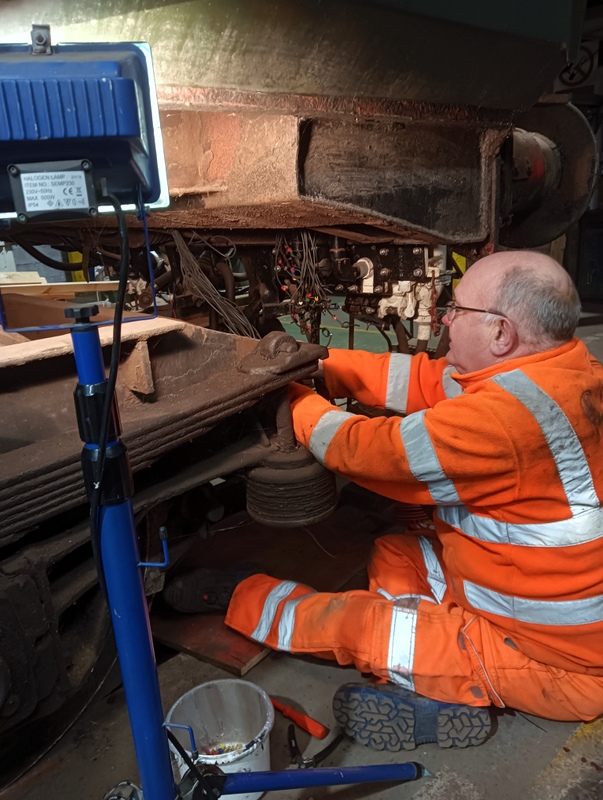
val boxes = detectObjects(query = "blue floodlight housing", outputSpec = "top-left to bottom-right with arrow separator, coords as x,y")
0,25 -> 169,222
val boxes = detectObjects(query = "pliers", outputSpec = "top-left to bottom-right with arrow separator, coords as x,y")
287,724 -> 344,769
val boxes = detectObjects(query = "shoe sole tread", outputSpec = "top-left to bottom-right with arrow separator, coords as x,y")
333,685 -> 490,752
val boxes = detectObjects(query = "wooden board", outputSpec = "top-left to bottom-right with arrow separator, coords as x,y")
0,271 -> 46,284
0,292 -> 150,340
0,280 -> 119,297
152,608 -> 270,675
150,503 -> 386,675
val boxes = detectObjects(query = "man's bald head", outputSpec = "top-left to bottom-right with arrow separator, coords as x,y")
465,250 -> 574,298
465,250 -> 581,349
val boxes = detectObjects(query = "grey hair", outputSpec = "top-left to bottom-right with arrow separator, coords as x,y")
484,265 -> 581,348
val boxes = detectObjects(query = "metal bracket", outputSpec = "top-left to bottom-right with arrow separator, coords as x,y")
30,24 -> 52,55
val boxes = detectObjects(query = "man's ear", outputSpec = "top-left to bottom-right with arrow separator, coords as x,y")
490,317 -> 517,357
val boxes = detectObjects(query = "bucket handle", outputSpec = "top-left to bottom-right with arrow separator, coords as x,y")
163,722 -> 198,759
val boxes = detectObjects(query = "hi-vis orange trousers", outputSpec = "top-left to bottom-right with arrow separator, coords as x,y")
226,534 -> 603,721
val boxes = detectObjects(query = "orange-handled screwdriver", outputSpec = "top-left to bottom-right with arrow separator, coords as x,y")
270,697 -> 329,740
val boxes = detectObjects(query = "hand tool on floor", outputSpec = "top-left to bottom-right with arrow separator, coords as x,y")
271,697 -> 329,739
287,724 -> 344,768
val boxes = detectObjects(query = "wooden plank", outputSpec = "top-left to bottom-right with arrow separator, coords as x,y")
0,271 -> 46,285
0,294 -> 184,344
0,315 -> 186,367
152,609 -> 269,676
0,292 -> 123,339
0,281 -> 119,297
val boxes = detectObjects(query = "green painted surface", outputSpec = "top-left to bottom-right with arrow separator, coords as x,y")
281,315 -> 391,353
281,296 -> 397,354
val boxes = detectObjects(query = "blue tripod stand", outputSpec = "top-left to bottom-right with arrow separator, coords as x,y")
68,305 -> 178,800
68,306 -> 425,800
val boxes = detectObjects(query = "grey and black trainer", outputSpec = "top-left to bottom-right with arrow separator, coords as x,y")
332,682 -> 491,751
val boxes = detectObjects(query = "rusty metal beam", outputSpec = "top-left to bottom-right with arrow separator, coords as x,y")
148,106 -> 510,242
0,322 -> 325,542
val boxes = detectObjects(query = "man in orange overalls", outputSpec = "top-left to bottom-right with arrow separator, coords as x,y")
165,250 -> 603,752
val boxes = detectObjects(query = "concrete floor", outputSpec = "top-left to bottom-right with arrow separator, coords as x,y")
6,649 -> 603,800
4,312 -> 603,800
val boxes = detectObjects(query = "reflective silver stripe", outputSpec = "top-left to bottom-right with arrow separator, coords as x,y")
438,504 -> 603,548
385,353 -> 412,413
442,365 -> 463,399
418,536 -> 447,602
308,409 -> 353,465
464,581 -> 603,626
278,595 -> 312,650
492,370 -> 598,509
377,587 -> 435,604
387,600 -> 418,690
251,580 -> 299,643
400,411 -> 461,505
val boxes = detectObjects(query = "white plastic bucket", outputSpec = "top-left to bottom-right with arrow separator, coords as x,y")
165,679 -> 274,800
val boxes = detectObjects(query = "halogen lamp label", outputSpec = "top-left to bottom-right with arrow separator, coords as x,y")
21,171 -> 90,212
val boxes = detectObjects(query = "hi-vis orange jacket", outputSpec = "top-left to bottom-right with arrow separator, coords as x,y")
290,339 -> 603,675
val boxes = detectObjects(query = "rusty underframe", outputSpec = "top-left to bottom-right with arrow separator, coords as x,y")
0,319 -> 325,543
153,90 -> 512,245
0,317 -> 327,780
6,89 -> 595,257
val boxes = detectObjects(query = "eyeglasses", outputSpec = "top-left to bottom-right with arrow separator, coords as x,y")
440,300 -> 506,323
